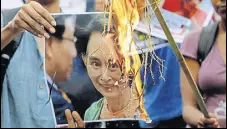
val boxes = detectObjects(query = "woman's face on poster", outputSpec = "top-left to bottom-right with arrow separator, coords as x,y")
84,32 -> 127,98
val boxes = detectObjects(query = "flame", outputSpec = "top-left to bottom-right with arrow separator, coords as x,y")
110,0 -> 149,121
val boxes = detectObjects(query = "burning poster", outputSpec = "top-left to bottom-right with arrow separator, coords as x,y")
44,12 -> 152,128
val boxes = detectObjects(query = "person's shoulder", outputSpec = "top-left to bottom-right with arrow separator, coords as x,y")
84,98 -> 104,120
1,13 -> 4,28
1,7 -> 21,28
1,7 -> 21,15
184,29 -> 202,41
85,98 -> 104,114
181,28 -> 203,60
182,28 -> 203,48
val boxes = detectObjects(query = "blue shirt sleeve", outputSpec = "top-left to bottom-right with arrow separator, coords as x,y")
1,13 -> 4,28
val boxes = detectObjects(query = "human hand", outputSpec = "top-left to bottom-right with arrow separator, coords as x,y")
197,114 -> 220,128
65,109 -> 85,128
8,1 -> 56,38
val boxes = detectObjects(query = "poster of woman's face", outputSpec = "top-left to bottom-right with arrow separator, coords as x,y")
44,13 -> 151,127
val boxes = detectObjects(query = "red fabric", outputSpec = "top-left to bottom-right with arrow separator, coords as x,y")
162,0 -> 183,12
162,0 -> 199,18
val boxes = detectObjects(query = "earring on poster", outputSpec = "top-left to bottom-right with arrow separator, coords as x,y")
118,75 -> 128,95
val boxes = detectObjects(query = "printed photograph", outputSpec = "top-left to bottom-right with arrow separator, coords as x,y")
44,13 -> 151,127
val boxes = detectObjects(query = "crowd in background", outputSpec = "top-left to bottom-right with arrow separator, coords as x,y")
1,0 -> 226,128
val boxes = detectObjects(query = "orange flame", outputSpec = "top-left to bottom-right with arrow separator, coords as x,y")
111,0 -> 149,121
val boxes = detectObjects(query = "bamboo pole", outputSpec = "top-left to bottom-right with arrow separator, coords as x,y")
148,0 -> 209,118
107,0 -> 113,32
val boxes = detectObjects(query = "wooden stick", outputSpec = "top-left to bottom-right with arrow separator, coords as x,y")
148,0 -> 209,118
108,0 -> 113,32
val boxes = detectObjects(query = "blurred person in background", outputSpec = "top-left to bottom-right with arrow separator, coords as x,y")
181,0 -> 226,128
140,45 -> 186,128
23,0 -> 103,124
1,0 -> 106,127
1,0 -> 59,127
44,15 -> 78,125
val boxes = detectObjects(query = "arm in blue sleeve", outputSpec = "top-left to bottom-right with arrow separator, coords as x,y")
1,13 -> 5,28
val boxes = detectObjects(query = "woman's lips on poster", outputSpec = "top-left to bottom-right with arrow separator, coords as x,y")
101,84 -> 114,88
101,81 -> 119,88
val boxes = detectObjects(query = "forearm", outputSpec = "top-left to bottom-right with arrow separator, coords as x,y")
1,24 -> 20,50
182,105 -> 204,127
